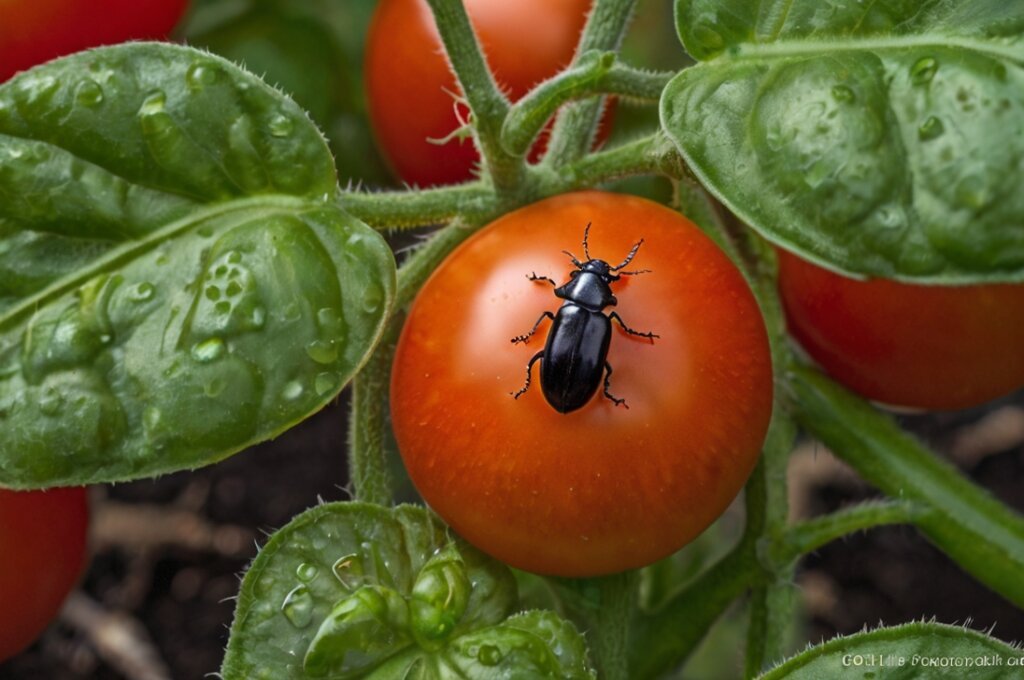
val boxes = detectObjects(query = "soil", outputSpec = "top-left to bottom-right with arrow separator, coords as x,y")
2,393 -> 1023,679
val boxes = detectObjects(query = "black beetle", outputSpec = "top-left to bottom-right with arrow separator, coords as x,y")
511,224 -> 658,413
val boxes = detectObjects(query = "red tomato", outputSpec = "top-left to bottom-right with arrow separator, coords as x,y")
391,192 -> 773,576
778,250 -> 1024,410
0,0 -> 189,82
364,0 -> 614,187
0,487 -> 89,661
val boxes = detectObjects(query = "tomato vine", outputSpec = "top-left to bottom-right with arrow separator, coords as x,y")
1,0 -> 1023,676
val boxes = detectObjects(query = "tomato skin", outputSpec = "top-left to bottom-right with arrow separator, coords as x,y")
778,250 -> 1024,411
0,487 -> 89,661
0,0 -> 189,82
364,0 -> 612,187
391,192 -> 773,576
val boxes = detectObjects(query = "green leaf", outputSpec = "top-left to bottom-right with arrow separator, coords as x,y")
759,621 -> 1023,679
222,502 -> 596,679
664,0 -> 1024,282
0,44 -> 396,487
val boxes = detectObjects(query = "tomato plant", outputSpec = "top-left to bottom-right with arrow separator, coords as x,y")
389,192 -> 773,576
0,0 -> 189,82
0,487 -> 89,661
364,0 -> 612,186
778,251 -> 1024,411
3,0 -> 1024,678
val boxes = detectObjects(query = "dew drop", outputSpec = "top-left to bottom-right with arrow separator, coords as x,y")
316,308 -> 343,333
226,280 -> 243,297
214,301 -> 231,315
955,174 -> 991,210
139,90 -> 167,116
917,116 -> 945,141
361,283 -> 384,314
268,114 -> 294,138
296,563 -> 319,582
204,377 -> 227,398
332,554 -> 363,589
911,57 -> 938,85
477,644 -> 502,666
280,585 -> 314,629
227,251 -> 242,264
282,380 -> 304,401
283,303 -> 302,322
314,373 -> 337,396
306,341 -> 338,365
205,286 -> 221,301
197,225 -> 214,238
250,306 -> 266,329
155,253 -> 169,266
143,406 -> 162,432
831,85 -> 855,103
129,282 -> 155,302
192,337 -> 226,363
38,386 -> 63,416
186,63 -> 217,89
75,79 -> 104,107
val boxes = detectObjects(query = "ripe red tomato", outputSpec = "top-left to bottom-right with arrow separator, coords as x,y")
777,250 -> 1024,410
364,0 -> 613,187
0,0 -> 189,82
391,192 -> 773,576
0,487 -> 89,661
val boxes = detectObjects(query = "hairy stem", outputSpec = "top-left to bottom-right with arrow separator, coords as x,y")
542,0 -> 639,167
501,53 -> 671,157
347,321 -> 402,506
789,364 -> 1024,609
337,183 -> 496,230
422,0 -> 524,194
768,500 -> 926,567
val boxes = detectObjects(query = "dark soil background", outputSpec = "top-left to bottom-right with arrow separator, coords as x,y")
2,391 -> 1023,679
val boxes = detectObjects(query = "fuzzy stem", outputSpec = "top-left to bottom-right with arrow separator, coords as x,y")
422,0 -> 525,194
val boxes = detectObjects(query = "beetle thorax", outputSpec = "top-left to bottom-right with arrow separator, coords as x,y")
555,268 -> 618,312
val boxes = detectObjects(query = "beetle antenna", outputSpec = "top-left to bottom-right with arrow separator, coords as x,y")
582,222 -> 592,261
612,239 -> 644,270
619,268 -> 652,276
562,250 -> 583,268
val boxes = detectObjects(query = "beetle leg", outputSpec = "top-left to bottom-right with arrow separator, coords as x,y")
512,351 -> 544,399
527,272 -> 557,287
609,311 -> 659,343
603,362 -> 628,409
511,311 -> 555,344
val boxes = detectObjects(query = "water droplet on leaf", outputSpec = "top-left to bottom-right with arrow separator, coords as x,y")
831,85 -> 855,103
911,57 -> 938,85
186,63 -> 217,89
282,380 -> 304,401
306,341 -> 338,365
76,79 -> 104,107
139,90 -> 167,116
296,563 -> 319,582
281,585 -> 314,628
268,114 -> 294,138
477,644 -> 502,666
918,116 -> 944,141
129,282 -> 155,302
192,337 -> 226,363
314,373 -> 337,396
332,554 -> 363,589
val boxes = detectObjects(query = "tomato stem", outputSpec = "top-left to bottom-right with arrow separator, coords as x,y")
501,53 -> 671,157
422,0 -> 526,195
542,0 -> 639,168
790,364 -> 1024,610
337,182 -> 497,230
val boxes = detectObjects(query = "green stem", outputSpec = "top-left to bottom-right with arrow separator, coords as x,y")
395,220 -> 478,307
629,469 -> 768,678
337,183 -> 496,230
768,500 -> 925,567
554,132 -> 682,189
501,52 -> 671,157
585,573 -> 636,680
422,0 -> 524,194
542,0 -> 639,167
347,321 -> 401,507
789,363 -> 1024,609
